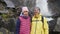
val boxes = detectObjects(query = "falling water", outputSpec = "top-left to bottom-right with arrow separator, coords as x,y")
36,0 -> 52,16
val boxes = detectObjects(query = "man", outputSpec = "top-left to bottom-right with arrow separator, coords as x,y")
30,7 -> 49,34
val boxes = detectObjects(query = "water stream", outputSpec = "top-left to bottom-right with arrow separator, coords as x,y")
36,0 -> 52,16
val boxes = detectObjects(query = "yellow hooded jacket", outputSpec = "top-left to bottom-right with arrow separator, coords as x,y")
30,14 -> 49,34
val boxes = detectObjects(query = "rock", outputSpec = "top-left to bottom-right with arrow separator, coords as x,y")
0,3 -> 5,10
0,27 -> 8,34
54,17 -> 60,32
48,0 -> 60,17
0,0 -> 36,34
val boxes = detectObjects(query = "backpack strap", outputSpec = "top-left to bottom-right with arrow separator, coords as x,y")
41,16 -> 44,23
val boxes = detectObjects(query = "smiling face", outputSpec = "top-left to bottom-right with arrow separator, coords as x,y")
23,11 -> 29,16
22,7 -> 29,16
34,7 -> 40,15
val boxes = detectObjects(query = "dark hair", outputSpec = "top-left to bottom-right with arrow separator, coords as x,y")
34,7 -> 40,12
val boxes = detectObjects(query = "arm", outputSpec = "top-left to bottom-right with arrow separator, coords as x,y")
16,18 -> 21,34
44,17 -> 49,34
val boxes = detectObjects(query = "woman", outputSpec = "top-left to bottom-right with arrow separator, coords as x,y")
16,7 -> 31,34
30,7 -> 49,34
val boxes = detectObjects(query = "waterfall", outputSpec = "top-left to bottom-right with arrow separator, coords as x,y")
36,0 -> 52,16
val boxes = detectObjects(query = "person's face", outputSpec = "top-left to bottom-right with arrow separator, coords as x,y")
34,8 -> 40,15
23,11 -> 29,16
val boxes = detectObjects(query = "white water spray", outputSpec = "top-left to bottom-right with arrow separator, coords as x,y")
36,0 -> 52,16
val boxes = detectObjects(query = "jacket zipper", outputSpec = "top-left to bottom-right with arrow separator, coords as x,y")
34,18 -> 38,34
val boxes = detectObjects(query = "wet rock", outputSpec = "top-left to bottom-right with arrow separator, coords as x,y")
0,0 -> 36,34
0,27 -> 8,34
48,0 -> 60,17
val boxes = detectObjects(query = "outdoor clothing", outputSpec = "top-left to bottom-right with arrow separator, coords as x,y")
16,18 -> 20,34
30,14 -> 49,34
20,7 -> 29,16
22,7 -> 29,12
16,16 -> 31,34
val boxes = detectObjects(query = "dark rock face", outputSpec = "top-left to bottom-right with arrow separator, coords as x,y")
54,17 -> 60,32
0,28 -> 7,34
0,0 -> 36,34
48,0 -> 60,17
1,0 -> 36,9
48,0 -> 60,32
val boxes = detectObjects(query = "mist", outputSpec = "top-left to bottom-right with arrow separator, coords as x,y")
36,0 -> 52,16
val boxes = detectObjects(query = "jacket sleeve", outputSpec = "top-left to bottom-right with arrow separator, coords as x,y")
16,18 -> 21,34
44,17 -> 49,34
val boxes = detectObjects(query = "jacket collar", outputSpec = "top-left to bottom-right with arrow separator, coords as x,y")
33,14 -> 42,18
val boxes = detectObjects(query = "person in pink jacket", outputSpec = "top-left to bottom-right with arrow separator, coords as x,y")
16,7 -> 31,34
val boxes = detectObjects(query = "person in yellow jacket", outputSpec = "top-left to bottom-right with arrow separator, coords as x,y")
30,7 -> 49,34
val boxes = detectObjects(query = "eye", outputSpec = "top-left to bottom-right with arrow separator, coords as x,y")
24,11 -> 28,12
